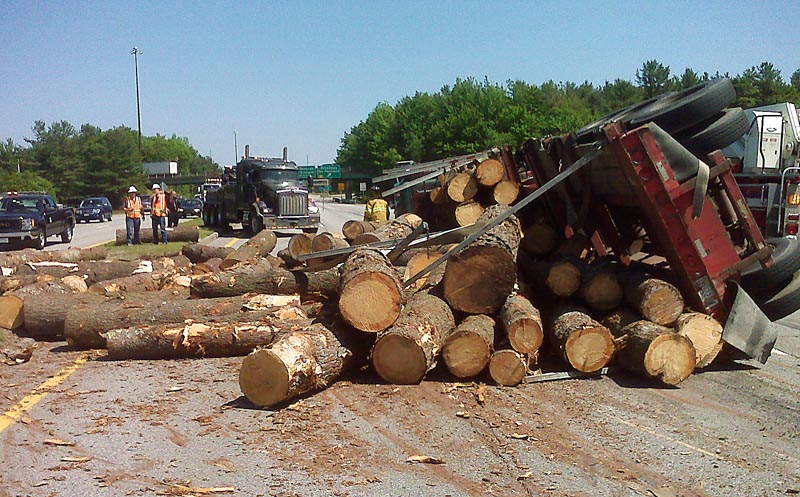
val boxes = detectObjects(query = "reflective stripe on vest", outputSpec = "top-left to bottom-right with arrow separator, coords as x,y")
152,193 -> 166,216
125,197 -> 142,219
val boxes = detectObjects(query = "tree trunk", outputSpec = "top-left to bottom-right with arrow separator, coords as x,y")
371,291 -> 455,384
475,158 -> 505,187
517,251 -> 582,298
0,280 -> 78,330
338,249 -> 404,332
239,321 -> 370,408
429,186 -> 448,205
443,205 -> 521,314
442,314 -> 495,378
87,270 -> 189,294
624,276 -> 684,326
353,213 -> 423,245
674,312 -> 723,369
287,233 -> 315,260
550,307 -> 615,373
115,224 -> 199,244
403,251 -> 444,290
181,243 -> 234,264
0,246 -> 107,270
454,201 -> 485,227
190,260 -> 339,299
614,320 -> 696,385
488,349 -> 527,386
580,262 -> 623,311
193,257 -> 223,274
310,232 -> 349,253
500,293 -> 543,354
447,172 -> 478,203
493,180 -> 520,205
521,222 -> 560,257
219,230 -> 278,270
14,259 -> 177,285
342,220 -> 383,242
104,308 -> 310,359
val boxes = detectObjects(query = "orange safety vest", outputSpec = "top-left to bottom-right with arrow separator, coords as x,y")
151,192 -> 167,217
364,198 -> 389,222
124,196 -> 142,219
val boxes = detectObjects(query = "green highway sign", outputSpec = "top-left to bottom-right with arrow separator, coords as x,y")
299,164 -> 341,179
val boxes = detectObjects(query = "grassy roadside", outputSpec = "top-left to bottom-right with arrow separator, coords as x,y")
102,217 -> 216,258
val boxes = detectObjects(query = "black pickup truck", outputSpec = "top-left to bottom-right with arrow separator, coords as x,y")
0,192 -> 76,249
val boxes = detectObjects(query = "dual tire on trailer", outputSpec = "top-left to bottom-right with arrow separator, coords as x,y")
740,238 -> 800,320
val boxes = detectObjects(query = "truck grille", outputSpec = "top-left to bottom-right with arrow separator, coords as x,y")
0,219 -> 22,231
278,191 -> 308,216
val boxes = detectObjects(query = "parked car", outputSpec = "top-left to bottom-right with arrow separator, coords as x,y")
0,192 -> 75,249
139,195 -> 152,214
177,198 -> 202,218
76,197 -> 112,223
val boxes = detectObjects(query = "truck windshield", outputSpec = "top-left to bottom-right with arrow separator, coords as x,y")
255,169 -> 299,183
0,197 -> 41,212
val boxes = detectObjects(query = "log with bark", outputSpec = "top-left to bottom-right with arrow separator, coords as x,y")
353,213 -> 423,245
239,321 -> 370,408
286,233 -> 315,261
580,262 -> 623,311
488,349 -> 528,386
0,274 -> 57,294
104,307 -> 309,359
338,248 -> 404,333
403,251 -> 445,290
517,251 -> 582,298
115,223 -> 200,245
0,280 -> 78,330
181,243 -> 234,264
613,320 -> 696,385
13,259 -> 179,285
87,270 -> 189,294
0,246 -> 108,270
499,293 -> 543,354
342,220 -> 383,242
520,222 -> 560,257
371,291 -> 455,384
550,307 -> 615,373
429,186 -> 448,205
441,314 -> 495,378
492,180 -> 520,205
674,312 -> 723,369
190,259 -> 339,299
193,257 -> 223,274
475,158 -> 505,187
310,232 -> 348,253
219,229 -> 279,270
447,172 -> 478,203
443,205 -> 521,314
454,201 -> 485,227
623,276 -> 684,326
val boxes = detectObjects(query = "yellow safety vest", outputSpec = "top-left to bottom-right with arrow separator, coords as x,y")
364,198 -> 389,222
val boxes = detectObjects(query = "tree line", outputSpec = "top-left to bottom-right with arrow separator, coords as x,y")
0,123 -> 217,207
335,60 -> 800,173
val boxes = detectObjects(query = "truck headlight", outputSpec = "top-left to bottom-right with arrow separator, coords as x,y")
308,205 -> 319,214
21,218 -> 34,230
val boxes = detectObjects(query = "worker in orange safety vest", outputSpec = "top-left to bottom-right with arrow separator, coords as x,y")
123,186 -> 142,245
150,183 -> 168,244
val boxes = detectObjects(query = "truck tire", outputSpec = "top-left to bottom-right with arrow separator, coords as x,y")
740,238 -> 800,299
61,222 -> 74,243
33,229 -> 47,250
574,95 -> 663,144
626,78 -> 736,134
760,274 -> 800,320
249,209 -> 264,234
203,207 -> 211,226
677,107 -> 750,156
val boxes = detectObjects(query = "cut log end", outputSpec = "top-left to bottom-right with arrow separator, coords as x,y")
372,333 -> 427,384
507,319 -> 544,355
644,334 -> 696,385
547,261 -> 581,297
238,348 -> 290,407
489,349 -> 527,386
442,331 -> 491,378
339,272 -> 402,332
675,312 -> 723,369
564,327 -> 615,373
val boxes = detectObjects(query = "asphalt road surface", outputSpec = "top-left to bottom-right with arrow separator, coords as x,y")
1,203 -> 799,497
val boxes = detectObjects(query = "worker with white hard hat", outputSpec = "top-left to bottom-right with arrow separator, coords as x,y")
150,183 -> 168,244
123,186 -> 142,245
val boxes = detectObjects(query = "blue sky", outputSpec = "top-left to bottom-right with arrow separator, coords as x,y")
1,1 -> 798,168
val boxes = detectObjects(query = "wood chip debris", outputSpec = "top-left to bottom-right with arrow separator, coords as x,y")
158,484 -> 235,495
455,411 -> 471,418
509,433 -> 529,440
61,456 -> 91,463
44,439 -> 75,446
406,455 -> 444,464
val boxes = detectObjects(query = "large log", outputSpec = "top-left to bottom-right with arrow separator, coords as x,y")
0,246 -> 108,270
190,259 -> 339,299
87,270 -> 189,294
287,233 -> 315,260
499,293 -> 543,354
623,276 -> 684,326
104,307 -> 309,359
492,180 -> 519,205
310,232 -> 348,253
475,158 -> 505,187
447,172 -> 478,203
13,259 -> 178,285
342,220 -> 383,242
520,222 -> 560,257
338,249 -> 403,333
488,349 -> 528,386
181,243 -> 234,264
441,314 -> 495,378
443,205 -> 521,314
403,251 -> 444,290
219,230 -> 278,270
580,262 -> 623,311
115,223 -> 200,245
550,307 -> 615,373
614,320 -> 696,385
353,213 -> 423,245
0,280 -> 77,330
239,321 -> 369,408
674,312 -> 723,369
0,274 -> 57,294
371,292 -> 455,384
454,201 -> 485,227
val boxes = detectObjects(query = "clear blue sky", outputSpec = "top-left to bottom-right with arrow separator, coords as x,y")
1,1 -> 797,168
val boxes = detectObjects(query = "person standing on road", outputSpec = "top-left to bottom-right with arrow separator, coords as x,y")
363,186 -> 389,222
150,183 -> 168,244
168,190 -> 180,230
123,186 -> 142,245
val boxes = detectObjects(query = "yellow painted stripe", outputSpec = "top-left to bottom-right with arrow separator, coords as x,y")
0,356 -> 89,433
86,239 -> 114,249
224,238 -> 240,248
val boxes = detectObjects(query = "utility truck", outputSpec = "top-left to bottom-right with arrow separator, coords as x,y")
203,146 -> 320,233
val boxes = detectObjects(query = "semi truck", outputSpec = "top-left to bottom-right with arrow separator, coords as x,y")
203,146 -> 320,233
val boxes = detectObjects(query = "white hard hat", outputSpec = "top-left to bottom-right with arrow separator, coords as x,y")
152,183 -> 162,190
128,186 -> 138,193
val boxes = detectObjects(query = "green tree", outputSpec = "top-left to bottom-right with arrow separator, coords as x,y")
636,60 -> 671,98
0,171 -> 56,195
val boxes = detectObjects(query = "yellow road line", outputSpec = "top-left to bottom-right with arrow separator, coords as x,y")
224,237 -> 240,248
86,239 -> 114,249
0,356 -> 89,433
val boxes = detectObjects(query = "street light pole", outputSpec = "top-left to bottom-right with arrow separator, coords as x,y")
131,47 -> 143,154
234,130 -> 238,164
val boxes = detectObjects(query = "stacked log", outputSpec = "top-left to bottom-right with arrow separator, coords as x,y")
674,312 -> 723,369
342,220 -> 383,243
353,213 -> 423,245
337,249 -> 403,333
190,260 -> 339,299
219,229 -> 278,269
488,349 -> 528,386
442,314 -> 495,378
181,243 -> 234,264
612,320 -> 696,385
550,307 -> 615,373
